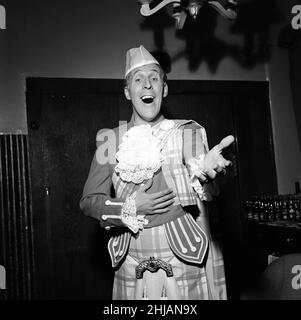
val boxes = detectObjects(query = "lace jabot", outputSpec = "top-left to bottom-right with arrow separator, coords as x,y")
115,119 -> 175,184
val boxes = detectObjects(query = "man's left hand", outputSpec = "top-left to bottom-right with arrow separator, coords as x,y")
203,135 -> 235,180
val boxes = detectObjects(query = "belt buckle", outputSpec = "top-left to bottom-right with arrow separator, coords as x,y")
135,256 -> 173,279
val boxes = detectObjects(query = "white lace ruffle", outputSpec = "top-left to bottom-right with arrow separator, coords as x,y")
115,123 -> 170,184
121,191 -> 148,233
187,154 -> 213,201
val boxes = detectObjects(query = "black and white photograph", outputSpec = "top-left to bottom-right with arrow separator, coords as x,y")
0,0 -> 301,311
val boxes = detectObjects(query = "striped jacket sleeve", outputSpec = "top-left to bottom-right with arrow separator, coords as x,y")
183,122 -> 219,201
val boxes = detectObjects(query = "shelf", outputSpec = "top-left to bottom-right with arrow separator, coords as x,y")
247,220 -> 301,231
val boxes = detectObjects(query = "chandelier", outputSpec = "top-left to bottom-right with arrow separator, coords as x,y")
138,0 -> 238,29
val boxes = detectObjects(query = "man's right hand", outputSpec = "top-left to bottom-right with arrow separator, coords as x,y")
135,179 -> 176,215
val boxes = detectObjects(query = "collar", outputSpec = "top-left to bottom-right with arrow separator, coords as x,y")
130,113 -> 165,128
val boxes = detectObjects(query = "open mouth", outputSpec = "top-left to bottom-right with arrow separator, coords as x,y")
141,95 -> 154,104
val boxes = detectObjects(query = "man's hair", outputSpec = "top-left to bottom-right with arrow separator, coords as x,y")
124,65 -> 167,87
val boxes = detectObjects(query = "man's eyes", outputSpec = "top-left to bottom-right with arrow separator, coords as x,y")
134,76 -> 159,82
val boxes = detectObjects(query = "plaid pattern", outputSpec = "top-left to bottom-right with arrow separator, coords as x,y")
161,124 -> 197,206
110,119 -> 227,299
196,204 -> 227,300
207,239 -> 227,300
112,226 -> 210,300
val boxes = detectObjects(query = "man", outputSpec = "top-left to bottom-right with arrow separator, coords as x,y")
80,45 -> 234,300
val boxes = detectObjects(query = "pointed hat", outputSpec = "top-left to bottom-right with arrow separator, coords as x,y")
125,45 -> 160,78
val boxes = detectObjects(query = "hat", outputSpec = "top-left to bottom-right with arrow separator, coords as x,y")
125,45 -> 160,78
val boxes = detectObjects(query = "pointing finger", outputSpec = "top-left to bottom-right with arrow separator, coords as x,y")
217,135 -> 234,152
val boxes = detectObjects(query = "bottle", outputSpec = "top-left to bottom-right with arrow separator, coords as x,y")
274,195 -> 281,221
280,195 -> 288,221
267,196 -> 275,222
294,197 -> 301,222
288,197 -> 296,221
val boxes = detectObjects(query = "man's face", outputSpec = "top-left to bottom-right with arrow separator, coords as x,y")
124,63 -> 168,124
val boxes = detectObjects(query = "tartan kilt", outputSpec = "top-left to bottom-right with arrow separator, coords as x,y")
112,224 -> 227,300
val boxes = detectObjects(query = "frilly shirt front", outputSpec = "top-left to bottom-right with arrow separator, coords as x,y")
114,120 -> 175,184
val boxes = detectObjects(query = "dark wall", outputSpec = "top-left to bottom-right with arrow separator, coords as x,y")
289,36 -> 301,150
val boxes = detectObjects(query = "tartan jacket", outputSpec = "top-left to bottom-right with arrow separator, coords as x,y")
107,119 -> 211,268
